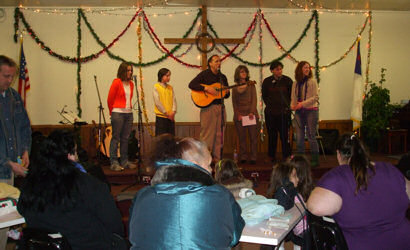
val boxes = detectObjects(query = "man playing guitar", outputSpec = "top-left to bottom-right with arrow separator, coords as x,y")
189,55 -> 230,163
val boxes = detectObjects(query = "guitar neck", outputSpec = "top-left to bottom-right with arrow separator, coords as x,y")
222,81 -> 256,90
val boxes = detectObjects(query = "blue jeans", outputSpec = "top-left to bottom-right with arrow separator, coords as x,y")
294,109 -> 319,154
110,112 -> 133,165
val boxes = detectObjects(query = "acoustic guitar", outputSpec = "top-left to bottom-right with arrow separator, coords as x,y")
92,120 -> 119,158
191,81 -> 256,108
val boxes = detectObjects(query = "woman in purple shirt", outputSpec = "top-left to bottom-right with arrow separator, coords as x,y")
307,134 -> 410,250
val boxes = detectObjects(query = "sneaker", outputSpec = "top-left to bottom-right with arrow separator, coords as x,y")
123,162 -> 137,169
110,162 -> 124,171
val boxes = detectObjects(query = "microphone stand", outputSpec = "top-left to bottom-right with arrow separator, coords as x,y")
94,76 -> 108,163
121,75 -> 143,192
219,70 -> 225,161
278,80 -> 296,157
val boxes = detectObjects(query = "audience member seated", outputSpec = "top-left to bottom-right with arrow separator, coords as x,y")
215,158 -> 253,199
128,134 -> 245,249
17,129 -> 125,250
397,152 -> 410,180
307,134 -> 410,250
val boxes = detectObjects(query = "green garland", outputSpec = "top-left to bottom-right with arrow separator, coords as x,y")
13,7 -> 201,66
79,8 -> 201,66
76,10 -> 82,117
208,10 -> 316,67
314,10 -> 320,83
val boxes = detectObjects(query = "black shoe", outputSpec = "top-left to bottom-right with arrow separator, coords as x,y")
240,160 -> 247,164
250,160 -> 256,165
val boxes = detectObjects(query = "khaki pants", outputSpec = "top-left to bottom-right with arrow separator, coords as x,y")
0,176 -> 14,249
200,104 -> 226,162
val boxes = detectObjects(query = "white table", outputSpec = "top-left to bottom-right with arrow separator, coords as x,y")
240,204 -> 305,246
0,210 -> 25,229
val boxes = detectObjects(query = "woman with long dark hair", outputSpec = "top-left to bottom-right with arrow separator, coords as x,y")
18,129 -> 124,250
291,61 -> 319,166
232,65 -> 258,164
107,62 -> 136,171
307,134 -> 410,249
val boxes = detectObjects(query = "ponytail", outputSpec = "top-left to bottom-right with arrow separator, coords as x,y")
336,134 -> 374,193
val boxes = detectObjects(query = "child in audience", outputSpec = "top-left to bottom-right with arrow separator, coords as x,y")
288,155 -> 314,202
215,159 -> 253,199
267,158 -> 313,248
153,68 -> 176,136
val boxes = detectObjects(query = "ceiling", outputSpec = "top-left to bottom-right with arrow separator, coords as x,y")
1,0 -> 410,11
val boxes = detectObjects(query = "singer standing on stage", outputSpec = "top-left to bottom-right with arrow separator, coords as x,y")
232,65 -> 258,165
291,61 -> 319,167
107,62 -> 136,171
262,61 -> 293,163
154,68 -> 176,136
189,55 -> 230,163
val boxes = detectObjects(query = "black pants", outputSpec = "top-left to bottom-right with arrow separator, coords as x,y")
155,116 -> 175,136
265,112 -> 291,160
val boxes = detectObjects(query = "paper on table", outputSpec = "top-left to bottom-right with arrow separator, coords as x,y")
242,115 -> 257,126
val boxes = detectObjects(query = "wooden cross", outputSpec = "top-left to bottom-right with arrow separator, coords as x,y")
164,5 -> 244,70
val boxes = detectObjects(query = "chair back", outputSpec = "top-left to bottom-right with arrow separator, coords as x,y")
17,227 -> 71,250
309,214 -> 348,250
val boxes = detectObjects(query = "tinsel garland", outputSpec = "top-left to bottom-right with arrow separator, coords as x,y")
142,16 -> 197,58
141,10 -> 201,68
137,14 -> 154,137
13,7 -> 141,63
257,10 -> 265,142
210,11 -> 316,67
319,14 -> 369,68
80,9 -> 201,66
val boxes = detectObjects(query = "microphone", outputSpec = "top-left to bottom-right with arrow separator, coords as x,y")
94,75 -> 97,81
133,75 -> 137,85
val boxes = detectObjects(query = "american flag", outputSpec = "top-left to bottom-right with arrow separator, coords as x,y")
350,40 -> 364,131
18,43 -> 30,107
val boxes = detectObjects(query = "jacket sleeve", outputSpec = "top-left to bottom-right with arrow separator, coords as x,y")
86,175 -> 125,237
222,74 -> 230,99
107,79 -> 119,115
15,91 -> 32,153
261,78 -> 271,107
189,72 -> 205,91
290,81 -> 297,110
301,79 -> 319,108
250,85 -> 258,117
229,195 -> 245,247
232,89 -> 239,120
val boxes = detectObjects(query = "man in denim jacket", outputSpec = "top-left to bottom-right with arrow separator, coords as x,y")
0,55 -> 31,248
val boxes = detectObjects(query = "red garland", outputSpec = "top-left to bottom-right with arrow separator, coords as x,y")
141,11 -> 201,68
20,8 -> 141,63
260,12 -> 283,49
220,12 -> 258,61
79,8 -> 142,62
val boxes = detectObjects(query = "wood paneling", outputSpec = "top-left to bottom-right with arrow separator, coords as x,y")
31,120 -> 352,159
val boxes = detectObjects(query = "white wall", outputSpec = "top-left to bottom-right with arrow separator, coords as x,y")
0,7 -> 409,125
